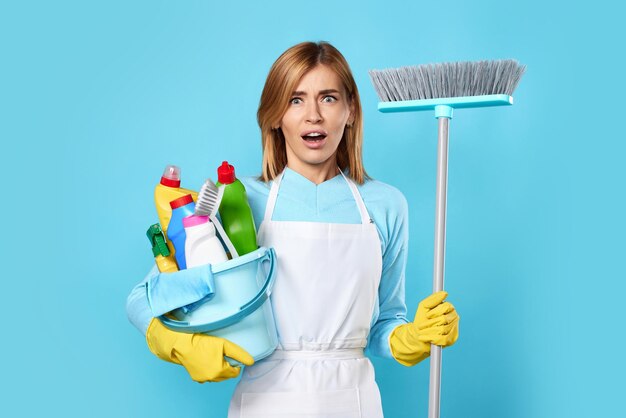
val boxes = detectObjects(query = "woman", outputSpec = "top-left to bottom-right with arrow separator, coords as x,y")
127,41 -> 459,417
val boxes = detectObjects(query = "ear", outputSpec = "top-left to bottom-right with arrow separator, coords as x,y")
347,96 -> 356,126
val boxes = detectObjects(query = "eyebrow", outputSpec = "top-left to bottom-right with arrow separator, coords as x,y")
291,89 -> 341,96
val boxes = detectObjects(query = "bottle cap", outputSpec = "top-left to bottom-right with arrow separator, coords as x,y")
170,194 -> 194,209
183,215 -> 209,228
160,165 -> 181,188
217,161 -> 236,184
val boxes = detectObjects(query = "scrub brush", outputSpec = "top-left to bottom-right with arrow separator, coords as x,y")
369,59 -> 525,418
195,178 -> 239,258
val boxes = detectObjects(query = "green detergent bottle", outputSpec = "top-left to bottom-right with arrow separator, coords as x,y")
216,161 -> 258,257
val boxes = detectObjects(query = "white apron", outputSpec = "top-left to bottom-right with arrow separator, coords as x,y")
228,170 -> 384,418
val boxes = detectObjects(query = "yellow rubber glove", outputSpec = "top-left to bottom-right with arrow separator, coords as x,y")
145,318 -> 254,383
389,291 -> 459,367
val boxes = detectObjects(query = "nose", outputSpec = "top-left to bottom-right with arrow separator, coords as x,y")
305,101 -> 323,124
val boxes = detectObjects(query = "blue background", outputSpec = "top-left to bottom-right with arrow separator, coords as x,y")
2,0 -> 624,417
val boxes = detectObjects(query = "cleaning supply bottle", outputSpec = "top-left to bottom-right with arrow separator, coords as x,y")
167,194 -> 196,270
146,223 -> 178,273
154,164 -> 198,236
216,161 -> 257,256
183,215 -> 228,267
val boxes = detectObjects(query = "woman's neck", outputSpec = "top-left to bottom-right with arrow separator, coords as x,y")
286,159 -> 339,185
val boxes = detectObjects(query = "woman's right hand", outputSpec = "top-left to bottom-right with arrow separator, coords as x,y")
146,318 -> 254,383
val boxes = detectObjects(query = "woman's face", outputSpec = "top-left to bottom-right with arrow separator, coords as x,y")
279,64 -> 353,177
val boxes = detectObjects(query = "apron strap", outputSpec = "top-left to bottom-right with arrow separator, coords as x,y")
339,170 -> 372,225
263,169 -> 371,224
263,170 -> 283,222
268,348 -> 365,360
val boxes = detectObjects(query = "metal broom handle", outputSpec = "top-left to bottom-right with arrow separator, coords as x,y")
429,105 -> 452,418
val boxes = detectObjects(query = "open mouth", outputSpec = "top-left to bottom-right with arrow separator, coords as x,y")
301,132 -> 327,142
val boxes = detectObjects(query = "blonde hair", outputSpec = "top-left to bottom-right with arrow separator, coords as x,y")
257,41 -> 369,184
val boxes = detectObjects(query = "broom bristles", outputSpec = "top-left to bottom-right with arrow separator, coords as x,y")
369,60 -> 526,102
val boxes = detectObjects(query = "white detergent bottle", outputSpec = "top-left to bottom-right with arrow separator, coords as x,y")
182,215 -> 228,267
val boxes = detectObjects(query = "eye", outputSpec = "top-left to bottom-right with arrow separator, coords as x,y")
322,95 -> 337,103
289,97 -> 303,105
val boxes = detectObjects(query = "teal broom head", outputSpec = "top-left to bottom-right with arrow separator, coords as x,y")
369,60 -> 526,113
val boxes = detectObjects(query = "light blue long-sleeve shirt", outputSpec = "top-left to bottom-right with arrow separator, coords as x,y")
126,167 -> 410,359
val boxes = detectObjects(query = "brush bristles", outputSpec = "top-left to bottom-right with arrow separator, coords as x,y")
369,59 -> 526,102
195,178 -> 222,217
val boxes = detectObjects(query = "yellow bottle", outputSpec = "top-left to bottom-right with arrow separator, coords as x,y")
155,165 -> 198,236
155,254 -> 178,273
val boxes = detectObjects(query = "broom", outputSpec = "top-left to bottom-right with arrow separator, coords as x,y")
369,59 -> 525,418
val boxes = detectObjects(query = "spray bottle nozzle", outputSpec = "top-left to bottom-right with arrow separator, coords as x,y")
147,223 -> 171,257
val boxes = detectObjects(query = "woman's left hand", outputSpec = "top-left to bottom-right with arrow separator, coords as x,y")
412,291 -> 459,347
389,291 -> 459,366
